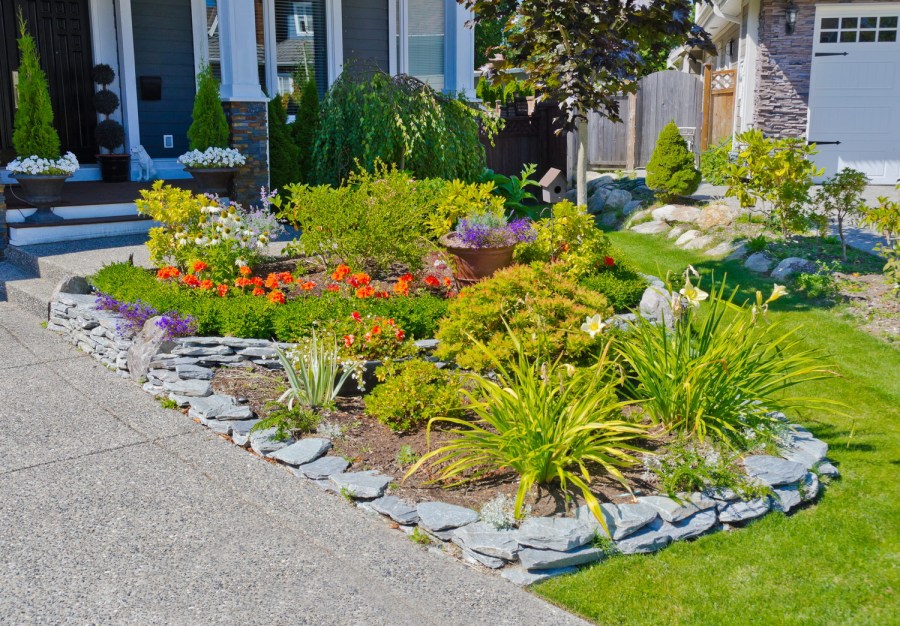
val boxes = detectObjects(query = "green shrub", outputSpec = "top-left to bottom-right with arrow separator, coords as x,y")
365,359 -> 460,433
646,121 -> 701,202
616,275 -> 838,449
268,97 -> 302,191
862,189 -> 900,296
187,63 -> 229,150
12,13 -> 60,159
292,77 -> 320,184
579,263 -> 647,311
251,406 -> 320,441
434,263 -> 612,371
745,234 -> 768,254
699,136 -> 732,186
312,65 -> 499,185
814,168 -> 869,261
275,164 -> 440,272
406,330 -> 649,527
794,261 -> 839,299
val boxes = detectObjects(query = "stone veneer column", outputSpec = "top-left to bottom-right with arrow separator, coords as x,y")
0,186 -> 7,258
224,102 -> 269,208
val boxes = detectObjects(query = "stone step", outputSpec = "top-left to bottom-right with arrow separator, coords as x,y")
0,263 -> 56,320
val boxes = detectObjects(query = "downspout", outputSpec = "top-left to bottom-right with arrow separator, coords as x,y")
713,3 -> 741,24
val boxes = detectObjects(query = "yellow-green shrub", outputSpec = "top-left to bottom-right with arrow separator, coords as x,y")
365,359 -> 461,433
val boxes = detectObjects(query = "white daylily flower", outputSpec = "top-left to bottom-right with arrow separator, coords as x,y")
679,279 -> 708,308
581,314 -> 607,338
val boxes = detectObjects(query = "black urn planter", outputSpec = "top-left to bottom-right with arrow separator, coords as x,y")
336,360 -> 382,397
184,167 -> 238,196
14,174 -> 71,222
97,154 -> 132,183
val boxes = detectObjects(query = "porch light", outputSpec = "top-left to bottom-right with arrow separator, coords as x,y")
785,1 -> 798,34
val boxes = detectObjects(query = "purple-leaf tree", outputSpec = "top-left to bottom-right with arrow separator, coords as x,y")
460,0 -> 712,205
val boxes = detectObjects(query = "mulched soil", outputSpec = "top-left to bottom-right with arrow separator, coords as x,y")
835,272 -> 900,345
211,365 -> 664,516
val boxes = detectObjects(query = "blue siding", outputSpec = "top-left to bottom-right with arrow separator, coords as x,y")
132,0 -> 196,158
342,0 -> 390,72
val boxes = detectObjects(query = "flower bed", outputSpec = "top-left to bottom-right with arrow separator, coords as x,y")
7,152 -> 79,176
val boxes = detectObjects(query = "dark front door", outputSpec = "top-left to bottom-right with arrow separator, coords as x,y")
0,0 -> 95,165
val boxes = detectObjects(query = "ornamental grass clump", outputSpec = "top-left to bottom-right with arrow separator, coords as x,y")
272,333 -> 355,411
405,330 -> 649,527
617,270 -> 840,449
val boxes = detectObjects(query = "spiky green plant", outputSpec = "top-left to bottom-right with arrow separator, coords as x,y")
12,11 -> 60,159
405,329 -> 649,529
274,332 -> 355,411
187,63 -> 229,150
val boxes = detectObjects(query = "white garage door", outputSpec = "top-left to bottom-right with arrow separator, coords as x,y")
809,4 -> 900,185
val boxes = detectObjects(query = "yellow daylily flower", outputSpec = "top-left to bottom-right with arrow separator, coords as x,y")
679,279 -> 709,308
581,314 -> 607,338
767,284 -> 788,303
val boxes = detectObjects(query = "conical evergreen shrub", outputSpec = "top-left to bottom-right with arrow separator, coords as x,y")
187,64 -> 230,150
268,97 -> 301,191
291,77 -> 320,183
12,12 -> 60,159
646,121 -> 700,202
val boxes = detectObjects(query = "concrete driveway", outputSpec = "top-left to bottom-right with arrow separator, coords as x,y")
0,303 -> 586,625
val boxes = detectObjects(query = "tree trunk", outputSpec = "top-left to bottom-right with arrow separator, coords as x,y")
576,119 -> 588,207
839,216 -> 847,261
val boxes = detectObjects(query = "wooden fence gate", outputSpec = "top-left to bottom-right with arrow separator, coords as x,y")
586,70 -> 704,169
482,102 -> 568,176
700,66 -> 736,150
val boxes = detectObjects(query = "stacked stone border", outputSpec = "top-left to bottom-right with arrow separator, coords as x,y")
48,282 -> 840,586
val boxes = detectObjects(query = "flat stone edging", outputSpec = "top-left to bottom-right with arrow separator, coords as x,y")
46,285 -> 841,586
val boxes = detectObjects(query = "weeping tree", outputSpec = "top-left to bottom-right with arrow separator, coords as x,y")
461,0 -> 711,205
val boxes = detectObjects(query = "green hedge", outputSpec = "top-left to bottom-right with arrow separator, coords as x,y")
90,263 -> 448,342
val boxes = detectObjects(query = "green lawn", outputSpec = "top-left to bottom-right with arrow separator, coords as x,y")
535,231 -> 900,625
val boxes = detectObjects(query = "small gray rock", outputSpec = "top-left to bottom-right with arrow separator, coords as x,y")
249,427 -> 293,456
128,316 -> 176,383
639,285 -> 674,327
705,241 -> 736,257
229,419 -> 261,447
54,275 -> 91,296
188,395 -> 253,420
799,472 -> 820,502
175,364 -> 215,380
771,257 -> 817,281
663,509 -> 717,541
295,456 -> 350,480
370,496 -> 420,525
667,225 -> 687,240
517,516 -> 596,552
815,461 -> 840,479
414,339 -> 439,352
459,545 -> 506,569
203,419 -> 232,436
725,243 -> 749,261
744,252 -> 775,273
682,235 -> 715,251
417,502 -> 479,532
674,229 -> 700,247
772,484 -> 803,513
718,498 -> 771,523
452,522 -> 519,561
576,502 -> 659,540
638,495 -> 700,523
501,566 -> 578,586
269,438 -> 332,466
631,220 -> 670,235
330,470 -> 392,499
518,545 -> 605,570
163,379 -> 212,397
615,517 -> 672,555
744,455 -> 807,486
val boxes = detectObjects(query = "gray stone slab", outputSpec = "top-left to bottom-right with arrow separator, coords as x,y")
187,395 -> 253,420
779,431 -> 829,470
718,497 -> 771,523
330,471 -> 393,499
518,544 -> 605,570
615,517 -> 673,555
172,345 -> 233,357
458,545 -> 507,569
417,502 -> 480,532
228,419 -> 261,447
576,502 -> 659,540
452,522 -> 519,561
175,364 -> 215,380
662,509 -> 718,541
163,379 -> 212,397
501,566 -> 578,586
370,496 -> 420,525
638,495 -> 700,523
269,438 -> 332,466
517,516 -> 596,551
295,455 -> 350,480
816,461 -> 840,478
772,484 -> 803,513
237,346 -> 278,358
743,455 -> 807,486
800,472 -> 820,502
249,427 -> 293,456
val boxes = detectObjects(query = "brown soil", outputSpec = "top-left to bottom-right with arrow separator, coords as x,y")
836,272 -> 900,345
210,365 -> 662,516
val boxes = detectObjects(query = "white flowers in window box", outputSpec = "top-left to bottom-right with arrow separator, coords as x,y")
6,152 -> 80,176
177,147 -> 246,169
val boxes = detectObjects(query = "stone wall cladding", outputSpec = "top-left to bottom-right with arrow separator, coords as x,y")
0,187 -> 7,257
224,101 -> 269,207
46,287 -> 841,586
754,0 -> 847,138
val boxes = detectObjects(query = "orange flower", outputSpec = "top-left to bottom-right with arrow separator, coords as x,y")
199,279 -> 214,290
278,272 -> 294,284
217,284 -> 230,297
252,287 -> 266,296
331,264 -> 351,281
393,280 -> 410,296
424,275 -> 440,287
264,273 -> 280,289
192,260 -> 208,273
355,285 -> 375,298
442,276 -> 451,287
325,284 -> 340,293
347,272 -> 371,288
386,318 -> 396,326
395,329 -> 406,341
343,334 -> 355,348
235,277 -> 252,288
251,276 -> 264,287
267,289 -> 286,304
371,325 -> 381,335
156,266 -> 180,280
398,273 -> 413,283
182,274 -> 201,288
351,311 -> 362,322
239,265 -> 252,277
300,281 -> 316,291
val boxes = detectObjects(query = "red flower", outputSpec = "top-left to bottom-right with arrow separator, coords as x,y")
347,272 -> 371,288
278,272 -> 294,284
252,287 -> 266,296
239,265 -> 252,277
182,274 -> 201,288
424,275 -> 440,287
217,284 -> 230,297
199,279 -> 214,290
267,289 -> 286,304
300,281 -> 316,291
395,329 -> 406,341
386,318 -> 395,326
442,276 -> 451,287
343,334 -> 355,348
355,285 -> 375,299
375,290 -> 390,299
351,311 -> 362,322
235,277 -> 252,288
325,284 -> 341,293
192,260 -> 208,273
331,264 -> 351,281
398,273 -> 413,283
371,325 -> 381,335
603,256 -> 615,267
251,276 -> 264,288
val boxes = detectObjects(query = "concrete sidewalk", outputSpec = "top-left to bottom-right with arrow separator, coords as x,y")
0,303 -> 586,625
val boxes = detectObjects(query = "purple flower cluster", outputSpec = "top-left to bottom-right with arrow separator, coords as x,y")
456,217 -> 537,249
94,293 -> 196,339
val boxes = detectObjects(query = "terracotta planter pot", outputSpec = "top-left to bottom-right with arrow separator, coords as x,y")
184,167 -> 238,195
440,233 -> 516,285
13,173 -> 72,222
97,154 -> 132,183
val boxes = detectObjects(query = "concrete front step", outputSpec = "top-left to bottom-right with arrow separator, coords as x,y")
0,261 -> 54,320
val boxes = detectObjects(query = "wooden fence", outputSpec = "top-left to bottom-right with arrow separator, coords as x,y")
482,102 -> 568,176
700,66 -> 736,150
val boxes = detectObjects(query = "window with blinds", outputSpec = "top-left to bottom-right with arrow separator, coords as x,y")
205,0 -> 268,88
273,0 -> 328,109
407,0 -> 444,90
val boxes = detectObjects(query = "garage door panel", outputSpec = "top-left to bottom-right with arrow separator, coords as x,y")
811,61 -> 895,90
808,106 -> 892,135
838,154 -> 897,179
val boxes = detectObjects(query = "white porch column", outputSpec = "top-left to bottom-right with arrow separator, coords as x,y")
217,0 -> 267,102
444,0 -> 475,98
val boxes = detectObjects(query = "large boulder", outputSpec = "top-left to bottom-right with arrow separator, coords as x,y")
128,316 -> 176,382
674,229 -> 700,247
587,187 -> 611,214
682,235 -> 715,251
744,252 -> 775,274
604,189 -> 633,212
695,204 -> 738,230
622,200 -> 644,215
639,285 -> 674,327
770,257 -> 817,281
652,204 -> 702,224
631,221 -> 670,235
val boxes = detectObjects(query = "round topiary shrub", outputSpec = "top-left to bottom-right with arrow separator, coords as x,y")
646,120 -> 701,202
93,89 -> 120,116
91,63 -> 116,87
95,119 -> 125,152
